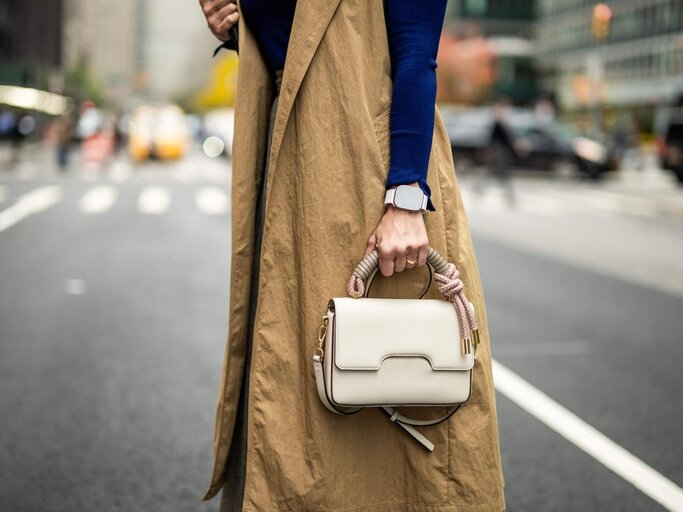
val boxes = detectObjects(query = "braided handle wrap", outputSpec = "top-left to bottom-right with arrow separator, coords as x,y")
345,247 -> 479,353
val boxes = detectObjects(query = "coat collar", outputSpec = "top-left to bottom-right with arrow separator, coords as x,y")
238,0 -> 343,189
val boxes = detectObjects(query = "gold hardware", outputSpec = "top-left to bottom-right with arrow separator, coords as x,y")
460,337 -> 472,355
471,328 -> 481,346
317,316 -> 329,348
314,347 -> 324,358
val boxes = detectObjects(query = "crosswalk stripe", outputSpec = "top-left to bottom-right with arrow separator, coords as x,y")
0,186 -> 62,232
493,359 -> 683,511
80,186 -> 118,214
195,187 -> 229,215
137,186 -> 171,214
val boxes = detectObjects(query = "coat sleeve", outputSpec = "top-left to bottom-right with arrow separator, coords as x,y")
383,0 -> 448,212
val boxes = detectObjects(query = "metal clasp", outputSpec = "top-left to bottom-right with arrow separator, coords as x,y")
315,316 -> 329,358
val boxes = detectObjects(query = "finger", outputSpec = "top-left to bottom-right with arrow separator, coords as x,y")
378,247 -> 395,277
214,13 -> 239,40
202,0 -> 230,16
215,10 -> 239,33
405,245 -> 419,268
216,2 -> 238,16
394,251 -> 406,273
417,243 -> 429,267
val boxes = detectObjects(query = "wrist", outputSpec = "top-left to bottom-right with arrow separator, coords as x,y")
385,204 -> 421,215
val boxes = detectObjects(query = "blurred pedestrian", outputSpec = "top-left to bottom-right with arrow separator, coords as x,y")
612,116 -> 641,172
199,1 -> 505,511
55,115 -> 75,171
475,100 -> 516,205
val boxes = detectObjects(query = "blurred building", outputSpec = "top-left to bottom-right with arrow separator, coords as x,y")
62,0 -> 139,104
536,0 -> 683,112
141,0 -> 219,103
62,0 -> 218,107
447,0 -> 535,37
441,0 -> 540,104
0,0 -> 63,88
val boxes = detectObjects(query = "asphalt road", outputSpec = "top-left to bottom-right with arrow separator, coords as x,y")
1,150 -> 682,511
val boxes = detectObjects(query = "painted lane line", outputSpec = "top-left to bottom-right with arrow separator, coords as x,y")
195,187 -> 229,215
493,340 -> 592,357
79,185 -> 118,214
0,185 -> 62,233
492,359 -> 683,511
137,186 -> 170,215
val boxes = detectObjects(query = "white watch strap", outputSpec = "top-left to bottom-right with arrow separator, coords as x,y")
384,188 -> 395,206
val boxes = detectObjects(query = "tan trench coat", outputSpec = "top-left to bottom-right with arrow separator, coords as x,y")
204,0 -> 506,509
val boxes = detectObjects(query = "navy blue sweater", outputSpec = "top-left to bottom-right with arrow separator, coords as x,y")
215,0 -> 447,211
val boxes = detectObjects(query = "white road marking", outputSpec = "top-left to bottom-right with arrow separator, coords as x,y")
0,186 -> 62,232
493,340 -> 592,357
137,186 -> 170,214
493,359 -> 683,511
79,186 -> 118,214
195,187 -> 229,215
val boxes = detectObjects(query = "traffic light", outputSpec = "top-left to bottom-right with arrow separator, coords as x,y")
592,3 -> 612,40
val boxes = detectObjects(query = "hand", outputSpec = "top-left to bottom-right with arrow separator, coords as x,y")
364,184 -> 429,277
199,0 -> 239,42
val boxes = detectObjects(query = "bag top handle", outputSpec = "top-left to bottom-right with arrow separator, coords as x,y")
347,247 -> 449,299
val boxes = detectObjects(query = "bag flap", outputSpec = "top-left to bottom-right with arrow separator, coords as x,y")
331,297 -> 475,371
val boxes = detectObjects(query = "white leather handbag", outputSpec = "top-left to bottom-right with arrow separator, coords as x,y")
313,247 -> 480,451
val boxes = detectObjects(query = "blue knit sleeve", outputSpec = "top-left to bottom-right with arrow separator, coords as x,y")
384,0 -> 447,212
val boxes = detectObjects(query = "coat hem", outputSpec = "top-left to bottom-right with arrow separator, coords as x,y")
242,495 -> 505,512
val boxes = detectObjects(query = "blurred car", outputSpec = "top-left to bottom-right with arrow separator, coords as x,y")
442,107 -> 618,179
658,115 -> 683,184
128,104 -> 190,161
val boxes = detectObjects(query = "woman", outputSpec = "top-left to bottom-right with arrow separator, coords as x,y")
199,1 -> 505,510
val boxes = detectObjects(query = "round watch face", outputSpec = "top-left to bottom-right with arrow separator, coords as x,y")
394,185 -> 425,211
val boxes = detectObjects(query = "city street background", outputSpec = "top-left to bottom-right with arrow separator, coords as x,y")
1,145 -> 681,511
2,0 -> 683,510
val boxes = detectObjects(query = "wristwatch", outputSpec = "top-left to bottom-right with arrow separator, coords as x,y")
384,184 -> 429,212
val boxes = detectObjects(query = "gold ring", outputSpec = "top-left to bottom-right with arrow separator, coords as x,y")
406,258 -> 417,266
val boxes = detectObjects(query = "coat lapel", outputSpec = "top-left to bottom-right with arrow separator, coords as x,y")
265,0 -> 343,193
